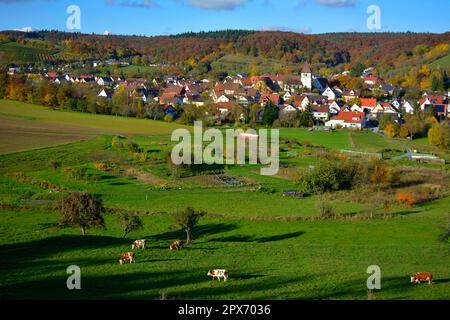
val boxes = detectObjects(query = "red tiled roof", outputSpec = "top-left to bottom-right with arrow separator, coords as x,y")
360,98 -> 377,107
332,111 -> 365,124
259,94 -> 280,104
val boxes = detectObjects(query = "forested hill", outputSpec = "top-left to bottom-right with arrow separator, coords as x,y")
1,29 -> 449,83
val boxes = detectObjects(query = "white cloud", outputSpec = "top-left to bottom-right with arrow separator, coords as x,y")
262,25 -> 312,34
186,0 -> 249,10
316,0 -> 356,7
14,26 -> 37,32
106,0 -> 155,8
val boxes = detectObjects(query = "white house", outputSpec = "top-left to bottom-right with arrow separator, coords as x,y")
280,104 -> 298,113
322,87 -> 336,101
312,105 -> 330,122
98,89 -> 113,100
350,104 -> 363,112
328,101 -> 341,114
217,95 -> 231,103
401,101 -> 414,114
283,91 -> 293,101
97,77 -> 112,87
325,112 -> 366,129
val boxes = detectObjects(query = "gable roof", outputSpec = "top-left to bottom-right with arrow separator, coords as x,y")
332,111 -> 365,124
302,62 -> 311,74
360,98 -> 377,107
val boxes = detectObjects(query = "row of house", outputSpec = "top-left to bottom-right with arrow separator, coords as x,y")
42,64 -> 450,127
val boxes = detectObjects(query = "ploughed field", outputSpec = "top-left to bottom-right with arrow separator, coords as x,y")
0,101 -> 449,300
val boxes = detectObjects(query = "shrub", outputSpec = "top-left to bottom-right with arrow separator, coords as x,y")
385,123 -> 400,138
117,211 -> 144,238
63,167 -> 88,180
297,160 -> 369,194
396,192 -> 416,207
125,141 -> 143,153
94,162 -> 113,172
316,195 -> 336,219
370,160 -> 399,186
258,186 -> 276,194
153,184 -> 171,191
164,114 -> 174,123
111,136 -> 125,149
49,160 -> 62,171
399,125 -> 410,139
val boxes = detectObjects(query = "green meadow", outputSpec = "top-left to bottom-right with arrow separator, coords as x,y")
0,100 -> 449,300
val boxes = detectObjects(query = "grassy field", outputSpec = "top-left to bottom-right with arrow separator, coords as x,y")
0,101 -> 449,300
430,53 -> 450,70
0,100 -> 190,154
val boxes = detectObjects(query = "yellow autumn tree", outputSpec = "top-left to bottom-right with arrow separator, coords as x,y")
385,123 -> 400,138
428,123 -> 450,150
399,125 -> 410,139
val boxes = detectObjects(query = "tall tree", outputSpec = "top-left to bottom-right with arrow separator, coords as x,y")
173,207 -> 205,244
58,192 -> 105,235
262,102 -> 279,126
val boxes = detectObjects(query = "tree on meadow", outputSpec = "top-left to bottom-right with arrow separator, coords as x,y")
58,192 -> 105,235
173,207 -> 206,244
117,211 -> 144,238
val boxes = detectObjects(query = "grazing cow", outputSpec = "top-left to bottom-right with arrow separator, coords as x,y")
119,252 -> 136,265
411,272 -> 433,285
207,269 -> 229,282
170,240 -> 184,250
132,240 -> 147,250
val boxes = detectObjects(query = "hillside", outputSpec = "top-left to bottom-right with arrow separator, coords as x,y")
0,30 -> 449,81
0,41 -> 55,64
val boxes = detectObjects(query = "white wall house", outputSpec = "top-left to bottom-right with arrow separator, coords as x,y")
322,87 -> 336,101
402,101 -> 414,114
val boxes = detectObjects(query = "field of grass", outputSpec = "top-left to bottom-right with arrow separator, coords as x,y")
0,101 -> 449,300
0,100 -> 190,154
430,54 -> 450,70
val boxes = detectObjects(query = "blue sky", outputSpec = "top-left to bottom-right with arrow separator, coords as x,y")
0,0 -> 449,36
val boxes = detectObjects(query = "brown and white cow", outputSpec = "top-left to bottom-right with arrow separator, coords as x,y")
119,252 -> 136,265
207,269 -> 229,282
411,272 -> 433,285
132,240 -> 147,250
170,240 -> 184,250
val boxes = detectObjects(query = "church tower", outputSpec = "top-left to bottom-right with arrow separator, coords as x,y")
301,62 -> 312,90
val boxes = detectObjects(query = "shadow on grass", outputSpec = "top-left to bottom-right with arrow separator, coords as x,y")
300,276 -> 424,300
210,231 -> 305,243
0,269 -> 321,300
145,223 -> 239,242
0,235 -> 131,266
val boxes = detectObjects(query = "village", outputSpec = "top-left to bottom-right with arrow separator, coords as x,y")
6,61 -> 450,131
